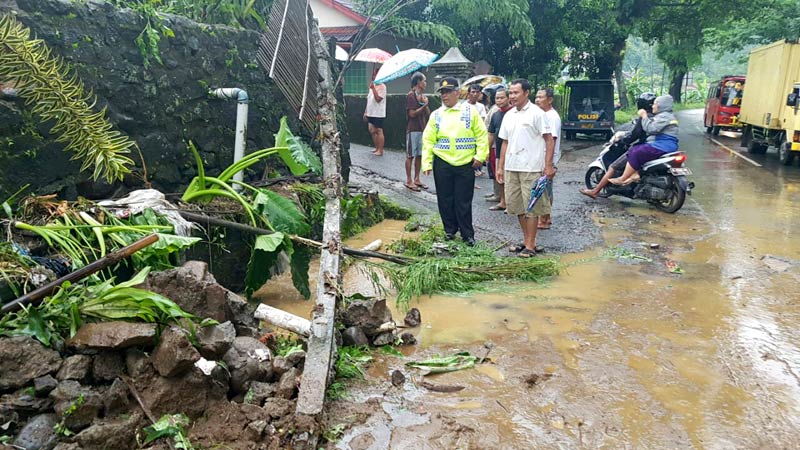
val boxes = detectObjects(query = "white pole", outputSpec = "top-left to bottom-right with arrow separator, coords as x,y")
210,88 -> 249,189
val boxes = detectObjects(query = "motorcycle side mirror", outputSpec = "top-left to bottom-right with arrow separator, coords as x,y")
787,92 -> 798,107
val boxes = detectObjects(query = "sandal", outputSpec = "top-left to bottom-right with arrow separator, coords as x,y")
489,204 -> 504,211
414,182 -> 429,190
405,184 -> 421,192
508,243 -> 526,253
518,248 -> 537,258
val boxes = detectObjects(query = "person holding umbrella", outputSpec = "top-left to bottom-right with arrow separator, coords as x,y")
363,67 -> 387,156
422,77 -> 489,246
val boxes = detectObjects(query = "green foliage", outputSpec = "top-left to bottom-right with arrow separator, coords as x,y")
0,267 -> 195,347
322,423 -> 346,443
244,233 -> 285,297
288,244 -> 312,299
0,16 -> 135,183
273,335 -> 304,357
143,414 -> 194,449
253,190 -> 311,236
704,0 -> 800,50
406,351 -> 477,374
53,393 -> 85,436
334,346 -> 373,379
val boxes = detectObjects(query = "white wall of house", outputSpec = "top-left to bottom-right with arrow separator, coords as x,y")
309,0 -> 361,27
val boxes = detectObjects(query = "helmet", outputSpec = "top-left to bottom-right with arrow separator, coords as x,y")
636,92 -> 657,113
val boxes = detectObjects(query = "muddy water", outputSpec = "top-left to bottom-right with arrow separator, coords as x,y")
257,119 -> 800,449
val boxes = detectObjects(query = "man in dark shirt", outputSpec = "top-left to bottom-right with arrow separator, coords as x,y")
486,87 -> 512,211
405,72 -> 430,191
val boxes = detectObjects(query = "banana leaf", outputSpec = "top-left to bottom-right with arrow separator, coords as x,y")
405,351 -> 478,375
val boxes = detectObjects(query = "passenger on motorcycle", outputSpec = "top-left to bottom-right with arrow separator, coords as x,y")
579,92 -> 656,199
610,94 -> 679,186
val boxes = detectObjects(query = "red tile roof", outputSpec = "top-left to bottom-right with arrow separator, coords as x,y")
320,26 -> 362,41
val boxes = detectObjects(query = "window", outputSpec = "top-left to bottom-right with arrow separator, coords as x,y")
343,62 -> 367,95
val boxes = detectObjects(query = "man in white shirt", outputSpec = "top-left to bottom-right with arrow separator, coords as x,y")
363,68 -> 387,156
535,88 -> 561,230
497,79 -> 555,257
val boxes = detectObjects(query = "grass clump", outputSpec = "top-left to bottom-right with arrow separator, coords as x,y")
326,346 -> 373,401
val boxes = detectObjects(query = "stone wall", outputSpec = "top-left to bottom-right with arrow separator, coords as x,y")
0,0 -> 348,199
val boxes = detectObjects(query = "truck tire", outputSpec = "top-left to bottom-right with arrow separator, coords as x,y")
712,125 -> 721,136
779,142 -> 796,166
741,125 -> 752,148
747,139 -> 767,155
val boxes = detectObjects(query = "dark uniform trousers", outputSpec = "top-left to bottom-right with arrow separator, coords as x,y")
433,155 -> 475,240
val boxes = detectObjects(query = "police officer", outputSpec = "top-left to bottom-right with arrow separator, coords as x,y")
422,77 -> 489,246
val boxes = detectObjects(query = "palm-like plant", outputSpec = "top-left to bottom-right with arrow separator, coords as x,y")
0,15 -> 135,183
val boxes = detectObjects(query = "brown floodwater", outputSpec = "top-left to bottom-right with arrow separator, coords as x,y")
256,120 -> 800,449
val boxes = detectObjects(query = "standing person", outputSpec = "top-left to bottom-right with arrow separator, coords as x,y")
467,84 -> 487,121
497,79 -> 555,257
534,88 -> 560,229
363,67 -> 387,156
486,87 -> 512,211
405,72 -> 430,192
422,77 -> 489,246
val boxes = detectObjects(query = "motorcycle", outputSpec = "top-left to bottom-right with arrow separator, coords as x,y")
584,132 -> 695,213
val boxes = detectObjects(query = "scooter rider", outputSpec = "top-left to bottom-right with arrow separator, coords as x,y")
580,92 -> 656,199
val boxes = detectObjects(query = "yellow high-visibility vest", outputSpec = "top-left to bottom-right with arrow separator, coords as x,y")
421,102 -> 489,172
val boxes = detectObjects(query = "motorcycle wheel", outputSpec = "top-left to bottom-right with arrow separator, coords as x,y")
585,167 -> 605,190
653,183 -> 686,214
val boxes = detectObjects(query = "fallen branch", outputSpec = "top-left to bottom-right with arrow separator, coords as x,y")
178,210 -> 413,265
1,234 -> 159,315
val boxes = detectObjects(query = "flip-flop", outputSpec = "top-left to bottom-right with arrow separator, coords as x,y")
508,243 -> 526,253
537,224 -> 551,230
414,182 -> 429,190
489,204 -> 505,211
405,184 -> 421,192
518,248 -> 537,258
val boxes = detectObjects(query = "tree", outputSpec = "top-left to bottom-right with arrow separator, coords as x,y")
704,0 -> 800,50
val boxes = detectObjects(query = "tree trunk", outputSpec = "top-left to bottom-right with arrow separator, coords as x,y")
669,70 -> 685,103
615,61 -> 629,109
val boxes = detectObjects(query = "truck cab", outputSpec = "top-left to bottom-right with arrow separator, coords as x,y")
561,80 -> 615,140
704,76 -> 745,135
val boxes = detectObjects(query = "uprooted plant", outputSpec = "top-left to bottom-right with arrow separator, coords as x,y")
181,117 -> 322,298
0,267 -> 195,347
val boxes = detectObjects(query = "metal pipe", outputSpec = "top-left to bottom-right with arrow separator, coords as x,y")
210,88 -> 249,187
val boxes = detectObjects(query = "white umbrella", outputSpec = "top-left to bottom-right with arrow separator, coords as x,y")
373,49 -> 438,85
335,45 -> 349,62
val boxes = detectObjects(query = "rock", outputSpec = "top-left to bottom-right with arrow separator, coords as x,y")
404,308 -> 421,327
124,349 -> 152,379
195,321 -> 235,360
49,381 -> 102,431
142,263 -> 259,334
56,355 -> 92,382
0,337 -> 62,391
33,375 -> 58,396
271,357 -> 293,377
138,367 -> 227,420
340,299 -> 393,337
371,332 -> 396,347
67,322 -> 156,351
342,326 -> 369,347
52,443 -> 81,450
399,332 -> 417,346
245,419 -> 269,441
275,367 -> 299,399
244,381 -> 276,406
75,412 -> 142,450
263,397 -> 293,420
0,390 -> 52,420
285,350 -> 306,368
152,327 -> 201,377
12,413 -> 59,450
222,337 -> 273,395
102,378 -> 130,417
92,352 -> 125,382
391,370 -> 405,387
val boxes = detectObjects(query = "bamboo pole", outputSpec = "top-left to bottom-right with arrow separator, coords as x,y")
253,304 -> 311,337
1,234 -> 159,315
178,210 -> 412,265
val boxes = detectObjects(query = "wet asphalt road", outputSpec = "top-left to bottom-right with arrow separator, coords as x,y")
331,109 -> 800,449
349,133 -> 608,253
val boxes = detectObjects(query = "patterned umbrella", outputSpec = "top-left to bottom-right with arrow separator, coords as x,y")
460,74 -> 506,96
354,48 -> 393,64
373,49 -> 439,85
526,175 -> 551,213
